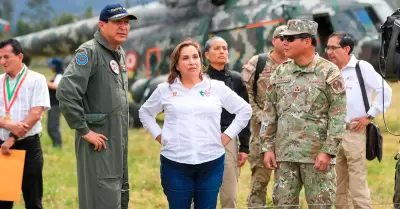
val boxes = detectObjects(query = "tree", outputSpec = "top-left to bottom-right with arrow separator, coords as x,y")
56,13 -> 77,26
15,18 -> 32,36
0,0 -> 14,22
24,0 -> 56,31
83,6 -> 93,19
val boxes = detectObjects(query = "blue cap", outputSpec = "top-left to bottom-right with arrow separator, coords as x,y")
47,58 -> 62,68
99,4 -> 137,22
47,58 -> 64,74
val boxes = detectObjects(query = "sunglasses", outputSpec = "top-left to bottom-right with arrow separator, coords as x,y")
280,34 -> 312,42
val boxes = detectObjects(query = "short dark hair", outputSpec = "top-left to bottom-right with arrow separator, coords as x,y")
311,36 -> 317,47
22,53 -> 31,66
0,39 -> 24,56
301,34 -> 317,47
290,33 -> 317,47
329,31 -> 355,54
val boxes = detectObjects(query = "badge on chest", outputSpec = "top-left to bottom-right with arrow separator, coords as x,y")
109,60 -> 120,74
293,86 -> 301,93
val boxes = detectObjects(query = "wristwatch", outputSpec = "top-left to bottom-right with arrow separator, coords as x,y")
367,115 -> 375,120
9,132 -> 18,140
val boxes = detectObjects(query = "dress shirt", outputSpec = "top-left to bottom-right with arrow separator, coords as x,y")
139,76 -> 252,165
0,65 -> 51,141
341,55 -> 392,122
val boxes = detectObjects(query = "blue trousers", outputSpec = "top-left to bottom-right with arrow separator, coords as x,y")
160,154 -> 225,209
47,105 -> 62,148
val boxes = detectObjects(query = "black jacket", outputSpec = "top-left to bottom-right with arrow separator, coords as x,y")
205,64 -> 251,154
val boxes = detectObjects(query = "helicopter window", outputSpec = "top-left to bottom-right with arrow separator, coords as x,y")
368,2 -> 395,24
145,47 -> 161,78
330,10 -> 366,41
364,6 -> 384,32
354,8 -> 378,34
313,13 -> 334,50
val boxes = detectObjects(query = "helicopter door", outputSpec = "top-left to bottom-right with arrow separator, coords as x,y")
313,13 -> 335,58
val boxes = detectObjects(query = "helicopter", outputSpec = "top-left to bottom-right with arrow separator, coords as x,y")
0,18 -> 10,33
14,0 -> 395,128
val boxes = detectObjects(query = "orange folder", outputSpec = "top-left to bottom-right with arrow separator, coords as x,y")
0,150 -> 26,202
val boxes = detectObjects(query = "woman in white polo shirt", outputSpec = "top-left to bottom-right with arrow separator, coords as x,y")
139,39 -> 251,209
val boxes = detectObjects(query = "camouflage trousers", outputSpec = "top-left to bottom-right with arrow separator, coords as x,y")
247,121 -> 272,208
273,162 -> 336,209
394,158 -> 400,209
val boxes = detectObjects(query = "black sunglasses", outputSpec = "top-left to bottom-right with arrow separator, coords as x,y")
280,34 -> 312,42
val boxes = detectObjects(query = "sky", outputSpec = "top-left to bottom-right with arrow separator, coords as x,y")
9,0 -> 156,26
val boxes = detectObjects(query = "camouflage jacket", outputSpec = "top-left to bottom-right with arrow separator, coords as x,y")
241,50 -> 280,124
260,54 -> 346,164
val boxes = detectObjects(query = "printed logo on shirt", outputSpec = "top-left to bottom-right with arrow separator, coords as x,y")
168,91 -> 181,99
199,89 -> 211,97
110,60 -> 120,74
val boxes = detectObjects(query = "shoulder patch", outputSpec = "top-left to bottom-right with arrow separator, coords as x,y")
241,63 -> 256,82
76,53 -> 88,66
330,77 -> 345,94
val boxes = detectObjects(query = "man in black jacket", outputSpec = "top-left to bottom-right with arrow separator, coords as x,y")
204,36 -> 251,209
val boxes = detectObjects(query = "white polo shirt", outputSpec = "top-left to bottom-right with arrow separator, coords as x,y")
139,76 -> 252,165
341,55 -> 392,123
0,65 -> 51,141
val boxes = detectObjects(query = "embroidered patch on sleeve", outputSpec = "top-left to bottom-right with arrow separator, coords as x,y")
241,67 -> 254,82
260,122 -> 268,136
330,78 -> 345,94
76,53 -> 88,66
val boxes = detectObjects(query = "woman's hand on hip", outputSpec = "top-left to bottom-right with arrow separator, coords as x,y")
221,133 -> 231,147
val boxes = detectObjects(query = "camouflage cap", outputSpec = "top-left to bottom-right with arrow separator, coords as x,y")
281,19 -> 318,36
272,25 -> 287,38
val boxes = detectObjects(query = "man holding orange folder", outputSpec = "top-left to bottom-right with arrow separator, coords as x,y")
0,39 -> 50,209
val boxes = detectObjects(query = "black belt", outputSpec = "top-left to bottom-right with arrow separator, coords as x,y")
221,125 -> 229,132
13,133 -> 39,141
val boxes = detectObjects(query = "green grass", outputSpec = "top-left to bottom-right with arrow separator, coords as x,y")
9,67 -> 400,208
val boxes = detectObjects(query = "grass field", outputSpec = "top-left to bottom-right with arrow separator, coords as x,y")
9,67 -> 400,209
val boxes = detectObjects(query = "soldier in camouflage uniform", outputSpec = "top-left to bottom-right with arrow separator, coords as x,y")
241,25 -> 288,208
260,19 -> 347,209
